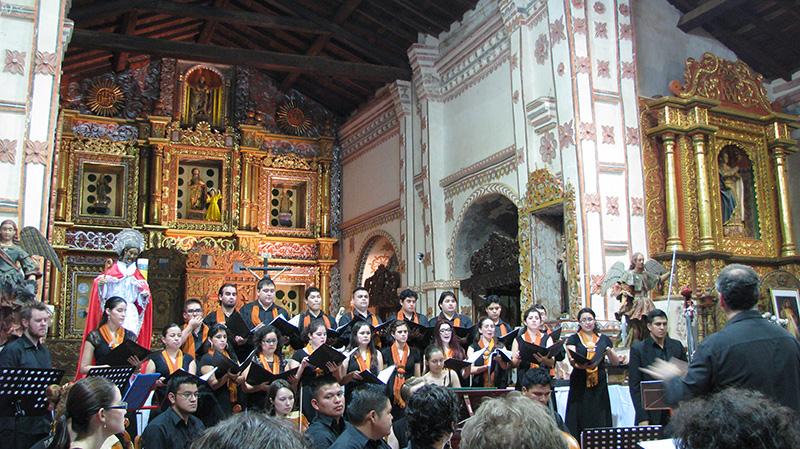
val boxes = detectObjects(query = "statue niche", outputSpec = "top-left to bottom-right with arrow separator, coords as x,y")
181,66 -> 226,127
718,145 -> 759,238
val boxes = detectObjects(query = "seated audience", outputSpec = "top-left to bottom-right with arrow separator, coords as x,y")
268,379 -> 309,432
670,388 -> 800,449
329,384 -> 393,449
140,374 -> 205,449
520,368 -> 568,432
388,377 -> 426,449
305,376 -> 346,449
46,377 -> 126,449
460,392 -> 566,449
190,413 -> 310,449
405,385 -> 459,449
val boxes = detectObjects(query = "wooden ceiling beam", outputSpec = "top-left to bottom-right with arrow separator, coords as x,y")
705,22 -> 791,80
135,17 -> 200,35
392,0 -> 450,32
280,0 -> 363,91
71,29 -> 411,81
112,11 -> 139,72
677,0 -> 750,32
69,0 -> 151,23
197,0 -> 230,45
361,1 -> 423,42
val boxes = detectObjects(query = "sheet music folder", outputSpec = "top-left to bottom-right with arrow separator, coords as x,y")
641,380 -> 670,410
0,367 -> 64,417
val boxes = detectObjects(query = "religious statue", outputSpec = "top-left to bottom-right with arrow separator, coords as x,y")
93,175 -> 112,215
189,73 -> 212,123
79,229 -> 153,357
0,220 -> 41,344
187,167 -> 207,219
719,151 -> 745,235
204,187 -> 223,221
277,188 -> 294,227
365,264 -> 400,313
602,253 -> 668,346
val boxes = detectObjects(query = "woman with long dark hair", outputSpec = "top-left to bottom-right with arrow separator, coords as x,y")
143,322 -> 196,412
47,377 -> 126,449
242,324 -> 300,410
77,296 -> 141,376
198,323 -> 243,423
564,307 -> 623,439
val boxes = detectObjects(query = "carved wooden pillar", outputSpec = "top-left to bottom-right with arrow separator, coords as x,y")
318,137 -> 334,237
137,147 -> 151,226
317,237 -> 337,312
771,146 -> 797,256
55,138 -> 71,221
249,157 -> 260,231
662,132 -> 683,251
150,143 -> 165,224
690,133 -> 715,250
240,153 -> 252,229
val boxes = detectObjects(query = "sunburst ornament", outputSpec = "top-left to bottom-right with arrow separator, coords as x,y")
86,79 -> 124,116
276,100 -> 314,136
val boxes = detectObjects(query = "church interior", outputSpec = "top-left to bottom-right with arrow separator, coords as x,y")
1,0 -> 800,377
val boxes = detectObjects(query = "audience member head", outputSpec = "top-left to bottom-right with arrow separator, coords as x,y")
715,264 -> 760,311
577,307 -> 598,333
99,296 -> 126,328
671,388 -> 800,449
438,291 -> 458,315
20,301 -> 50,340
217,283 -> 237,309
252,324 -> 282,355
190,413 -> 310,449
167,374 -> 199,417
48,377 -> 125,449
301,318 -> 327,348
351,287 -> 370,312
305,287 -> 322,313
346,384 -> 393,440
520,368 -> 554,407
406,385 -> 459,449
460,391 -> 566,449
256,277 -> 277,307
398,289 -> 419,316
310,376 -> 345,420
425,345 -> 446,375
483,295 -> 502,321
267,379 -> 296,418
399,376 -> 426,404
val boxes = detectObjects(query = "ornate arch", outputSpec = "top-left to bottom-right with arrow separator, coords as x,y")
354,229 -> 401,288
447,183 -> 521,277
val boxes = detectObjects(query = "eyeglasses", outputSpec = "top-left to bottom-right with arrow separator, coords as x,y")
177,392 -> 200,399
439,328 -> 453,333
106,402 -> 128,410
262,339 -> 278,344
580,318 -> 595,323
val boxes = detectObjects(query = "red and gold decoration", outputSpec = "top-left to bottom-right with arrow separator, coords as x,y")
277,100 -> 314,136
86,79 -> 124,117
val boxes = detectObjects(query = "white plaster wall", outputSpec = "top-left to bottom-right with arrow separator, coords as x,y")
634,0 -> 737,97
341,134 -> 400,220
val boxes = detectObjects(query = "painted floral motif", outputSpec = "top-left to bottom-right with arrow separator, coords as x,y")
576,57 -> 591,74
606,196 -> 619,215
597,60 -> 611,78
591,274 -> 605,294
557,63 -> 565,76
558,120 -> 575,149
593,1 -> 606,14
573,18 -> 587,34
540,132 -> 556,163
595,22 -> 608,38
625,126 -> 640,145
512,90 -> 520,103
3,50 -> 25,75
585,193 -> 601,212
572,0 -> 584,8
0,139 -> 16,164
621,61 -> 636,79
550,18 -> 566,45
420,115 -> 427,129
631,197 -> 644,216
535,34 -> 549,65
620,24 -> 633,40
510,53 -> 519,69
619,3 -> 631,16
424,224 -> 431,236
445,202 -> 454,222
579,122 -> 596,141
33,51 -> 56,75
24,140 -> 47,164
601,125 -> 615,144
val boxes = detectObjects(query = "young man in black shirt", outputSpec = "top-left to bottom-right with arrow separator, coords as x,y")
0,302 -> 53,449
305,376 -> 346,449
521,368 -> 569,433
328,385 -> 392,449
140,374 -> 205,449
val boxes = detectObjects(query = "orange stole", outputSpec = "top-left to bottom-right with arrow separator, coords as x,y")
182,324 -> 209,358
213,349 -> 238,403
251,304 -> 279,326
99,324 -> 124,349
163,350 -> 184,373
578,332 -> 600,388
302,313 -> 332,329
396,311 -> 419,323
355,349 -> 372,372
258,353 -> 281,374
478,338 -> 495,387
391,343 -> 408,407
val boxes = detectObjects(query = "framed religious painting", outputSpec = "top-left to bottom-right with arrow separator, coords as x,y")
771,289 -> 800,339
256,154 -> 318,238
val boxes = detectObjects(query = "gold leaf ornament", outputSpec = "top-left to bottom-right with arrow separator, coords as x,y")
86,79 -> 124,116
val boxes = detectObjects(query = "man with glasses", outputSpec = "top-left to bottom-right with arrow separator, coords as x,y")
521,367 -> 568,432
628,309 -> 685,425
179,298 -> 209,358
141,374 -> 205,449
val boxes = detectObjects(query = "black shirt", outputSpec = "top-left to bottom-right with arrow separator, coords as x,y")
305,413 -> 345,449
140,407 -> 205,449
328,423 -> 390,449
665,309 -> 800,412
628,335 -> 686,424
0,334 -> 51,369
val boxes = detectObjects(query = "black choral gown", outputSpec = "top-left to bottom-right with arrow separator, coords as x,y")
565,332 -> 613,439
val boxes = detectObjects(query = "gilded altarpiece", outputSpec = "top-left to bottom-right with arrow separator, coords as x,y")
642,53 -> 800,337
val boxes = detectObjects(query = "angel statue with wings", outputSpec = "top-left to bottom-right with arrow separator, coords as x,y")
602,252 -> 669,346
0,220 -> 62,344
78,229 -> 153,367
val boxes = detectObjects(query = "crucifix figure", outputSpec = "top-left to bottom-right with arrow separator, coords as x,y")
234,254 -> 289,282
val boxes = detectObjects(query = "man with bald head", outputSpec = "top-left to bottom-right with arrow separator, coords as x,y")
643,264 -> 800,412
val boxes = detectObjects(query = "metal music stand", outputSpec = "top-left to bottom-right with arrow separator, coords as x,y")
581,426 -> 663,449
0,367 -> 64,417
87,366 -> 135,396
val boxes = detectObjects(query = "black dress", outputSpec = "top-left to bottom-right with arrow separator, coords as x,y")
565,332 -> 613,439
381,344 -> 421,418
467,341 -> 500,388
149,350 -> 194,409
198,350 -> 239,426
87,328 -> 136,364
247,353 -> 290,411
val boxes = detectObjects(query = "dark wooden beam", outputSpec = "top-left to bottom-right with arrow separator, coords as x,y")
112,11 -> 139,72
705,21 -> 791,80
280,0 -> 362,91
677,0 -> 749,32
70,29 -> 411,81
392,0 -> 450,32
69,0 -> 150,22
197,0 -> 229,44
